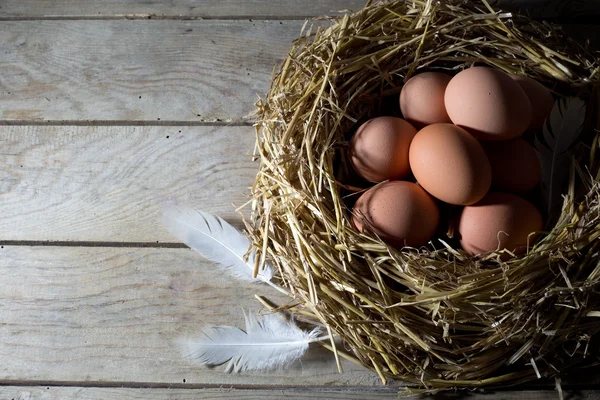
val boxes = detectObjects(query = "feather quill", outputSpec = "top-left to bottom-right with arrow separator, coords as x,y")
178,312 -> 324,372
162,208 -> 273,282
534,97 -> 587,221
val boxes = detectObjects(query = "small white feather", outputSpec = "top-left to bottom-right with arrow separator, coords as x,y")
162,208 -> 273,282
178,312 -> 323,372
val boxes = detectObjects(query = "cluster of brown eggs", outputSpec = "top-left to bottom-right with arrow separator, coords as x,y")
349,67 -> 554,255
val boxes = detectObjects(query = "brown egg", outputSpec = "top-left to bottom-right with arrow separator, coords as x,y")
510,74 -> 554,131
352,181 -> 439,247
349,117 -> 417,182
399,72 -> 452,129
482,138 -> 541,193
409,123 -> 491,205
457,192 -> 543,255
445,67 -> 532,140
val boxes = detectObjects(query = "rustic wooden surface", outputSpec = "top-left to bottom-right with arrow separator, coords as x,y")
0,20 -> 305,122
0,0 -> 598,20
1,387 -> 598,400
0,126 -> 256,241
0,1 -> 598,399
0,1 -> 367,18
0,246 -> 380,386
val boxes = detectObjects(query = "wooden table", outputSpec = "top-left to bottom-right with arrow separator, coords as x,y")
0,1 -> 598,399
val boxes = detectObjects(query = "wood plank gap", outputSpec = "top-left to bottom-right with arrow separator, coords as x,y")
5,387 -> 600,400
0,16 -> 323,21
0,240 -> 188,248
2,380 -> 598,391
0,381 -> 402,392
0,120 -> 254,127
0,15 -> 595,23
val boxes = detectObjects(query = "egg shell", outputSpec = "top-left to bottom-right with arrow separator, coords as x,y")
510,74 -> 554,131
409,123 -> 492,205
457,192 -> 543,255
352,181 -> 439,247
349,117 -> 417,182
399,72 -> 452,129
482,138 -> 541,193
444,67 -> 532,140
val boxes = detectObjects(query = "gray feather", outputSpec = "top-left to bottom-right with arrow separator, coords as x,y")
534,97 -> 586,221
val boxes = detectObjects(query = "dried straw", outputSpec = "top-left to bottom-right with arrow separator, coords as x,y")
246,0 -> 600,392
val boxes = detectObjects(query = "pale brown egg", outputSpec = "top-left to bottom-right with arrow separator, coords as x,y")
444,67 -> 532,140
457,192 -> 543,255
482,138 -> 541,193
399,72 -> 452,129
349,117 -> 417,182
510,74 -> 554,131
352,181 -> 439,247
409,123 -> 491,205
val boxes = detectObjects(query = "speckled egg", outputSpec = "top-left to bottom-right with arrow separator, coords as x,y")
457,192 -> 543,255
511,74 -> 554,131
482,138 -> 541,193
400,72 -> 452,129
352,181 -> 439,247
444,67 -> 532,140
349,116 -> 417,182
409,123 -> 492,205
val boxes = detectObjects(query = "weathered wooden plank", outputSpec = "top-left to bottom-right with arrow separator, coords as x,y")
0,246 -> 380,386
0,387 -> 398,400
1,387 -> 596,400
0,125 -> 257,242
0,246 -> 598,389
0,0 -> 598,21
0,18 -> 596,123
0,20 -> 302,122
0,0 -> 366,19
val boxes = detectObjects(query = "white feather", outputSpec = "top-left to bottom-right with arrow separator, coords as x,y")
178,312 -> 323,372
162,208 -> 273,282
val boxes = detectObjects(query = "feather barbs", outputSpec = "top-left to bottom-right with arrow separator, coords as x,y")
178,311 -> 325,372
534,97 -> 587,224
162,208 -> 273,282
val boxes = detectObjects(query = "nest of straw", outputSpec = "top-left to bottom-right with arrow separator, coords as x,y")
247,0 -> 600,391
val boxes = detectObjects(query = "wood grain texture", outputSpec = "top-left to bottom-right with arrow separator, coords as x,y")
0,0 -> 598,396
0,246 -> 380,386
0,18 -> 596,123
0,125 -> 258,242
0,0 -> 366,19
2,387 -> 598,400
0,246 -> 597,389
0,20 -> 302,122
0,0 -> 598,21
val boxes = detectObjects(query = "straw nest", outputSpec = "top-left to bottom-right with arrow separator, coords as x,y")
247,0 -> 600,392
